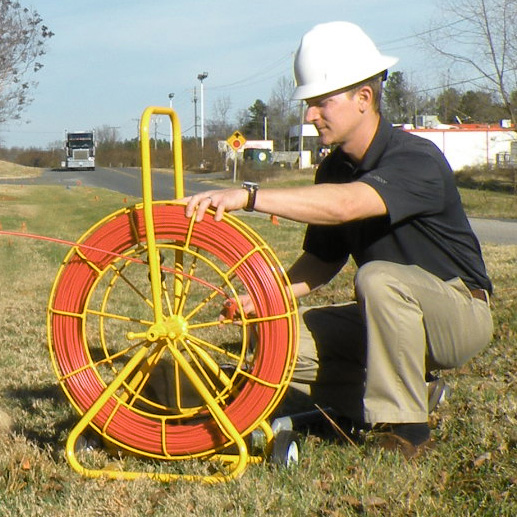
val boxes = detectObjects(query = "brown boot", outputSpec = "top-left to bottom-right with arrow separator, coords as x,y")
376,432 -> 436,459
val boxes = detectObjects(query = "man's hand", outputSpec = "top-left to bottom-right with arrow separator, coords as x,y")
219,294 -> 256,323
179,188 -> 249,222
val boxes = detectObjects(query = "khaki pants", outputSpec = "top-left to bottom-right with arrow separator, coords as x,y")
290,261 -> 493,425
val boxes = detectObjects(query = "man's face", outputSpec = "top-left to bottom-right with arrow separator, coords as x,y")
305,90 -> 362,146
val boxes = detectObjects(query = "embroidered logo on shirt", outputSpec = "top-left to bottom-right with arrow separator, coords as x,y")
371,175 -> 388,184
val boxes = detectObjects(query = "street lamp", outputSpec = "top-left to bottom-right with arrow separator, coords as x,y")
197,72 -> 208,151
168,92 -> 174,152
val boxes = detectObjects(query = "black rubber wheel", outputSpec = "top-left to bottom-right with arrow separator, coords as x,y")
269,430 -> 301,467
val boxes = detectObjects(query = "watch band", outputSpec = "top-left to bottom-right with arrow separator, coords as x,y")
242,182 -> 259,212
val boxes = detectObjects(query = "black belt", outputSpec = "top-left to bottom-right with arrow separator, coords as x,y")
470,289 -> 489,303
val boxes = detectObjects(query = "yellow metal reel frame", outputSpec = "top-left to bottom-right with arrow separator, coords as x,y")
48,107 -> 298,483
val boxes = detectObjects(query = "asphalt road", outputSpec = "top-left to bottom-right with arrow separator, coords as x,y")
1,166 -> 516,245
469,217 -> 517,245
0,166 -> 213,200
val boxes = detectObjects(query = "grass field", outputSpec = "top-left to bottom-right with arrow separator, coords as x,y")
0,182 -> 515,516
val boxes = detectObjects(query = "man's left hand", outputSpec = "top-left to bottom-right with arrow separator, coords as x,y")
179,188 -> 248,222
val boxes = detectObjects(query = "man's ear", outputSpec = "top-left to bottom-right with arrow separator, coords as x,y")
356,85 -> 374,113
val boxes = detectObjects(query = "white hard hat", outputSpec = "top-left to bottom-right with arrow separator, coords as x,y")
292,21 -> 399,100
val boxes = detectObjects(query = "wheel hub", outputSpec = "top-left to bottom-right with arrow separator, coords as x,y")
147,315 -> 188,341
126,315 -> 188,342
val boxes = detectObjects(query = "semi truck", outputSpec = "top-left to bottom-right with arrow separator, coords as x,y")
62,130 -> 96,170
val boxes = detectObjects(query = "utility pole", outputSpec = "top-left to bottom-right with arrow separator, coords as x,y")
197,72 -> 208,152
132,118 -> 140,141
193,87 -> 198,142
153,117 -> 159,150
168,92 -> 174,152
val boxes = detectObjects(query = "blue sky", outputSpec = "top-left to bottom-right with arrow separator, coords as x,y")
1,0 -> 441,149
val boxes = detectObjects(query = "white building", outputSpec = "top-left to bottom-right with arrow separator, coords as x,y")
405,124 -> 517,171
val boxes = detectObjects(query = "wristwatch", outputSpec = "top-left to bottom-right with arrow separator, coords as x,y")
242,181 -> 259,212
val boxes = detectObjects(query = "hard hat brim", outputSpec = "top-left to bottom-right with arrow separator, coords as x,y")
292,55 -> 399,101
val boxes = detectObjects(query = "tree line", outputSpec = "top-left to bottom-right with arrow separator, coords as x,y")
383,71 -> 517,126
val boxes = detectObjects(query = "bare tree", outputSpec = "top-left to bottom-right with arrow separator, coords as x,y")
267,76 -> 298,150
95,125 -> 120,147
423,0 -> 517,126
206,96 -> 232,139
0,0 -> 54,125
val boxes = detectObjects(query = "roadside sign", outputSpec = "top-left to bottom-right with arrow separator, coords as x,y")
227,131 -> 247,151
226,131 -> 246,183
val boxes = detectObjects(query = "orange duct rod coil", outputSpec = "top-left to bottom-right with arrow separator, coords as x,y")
48,202 -> 298,460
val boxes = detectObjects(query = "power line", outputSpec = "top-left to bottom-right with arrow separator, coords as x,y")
378,16 -> 473,49
201,17 -> 483,102
207,53 -> 292,92
414,66 -> 517,95
145,17 -> 511,140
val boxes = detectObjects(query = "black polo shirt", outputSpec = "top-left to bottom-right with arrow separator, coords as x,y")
303,116 -> 492,293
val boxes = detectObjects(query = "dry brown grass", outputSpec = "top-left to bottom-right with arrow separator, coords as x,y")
0,184 -> 515,516
0,160 -> 43,179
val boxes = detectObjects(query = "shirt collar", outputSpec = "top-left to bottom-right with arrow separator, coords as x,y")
356,115 -> 392,173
